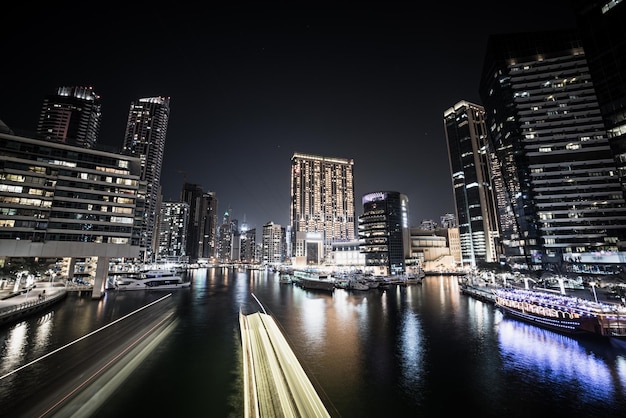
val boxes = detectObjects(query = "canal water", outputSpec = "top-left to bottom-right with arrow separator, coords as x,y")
1,268 -> 625,417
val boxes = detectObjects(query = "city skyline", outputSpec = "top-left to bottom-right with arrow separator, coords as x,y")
1,2 -> 576,231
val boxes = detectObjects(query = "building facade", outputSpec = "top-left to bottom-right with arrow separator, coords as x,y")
156,201 -> 189,263
444,100 -> 500,267
0,130 -> 142,297
181,183 -> 218,262
122,96 -> 170,262
290,152 -> 356,266
262,222 -> 285,265
358,191 -> 410,276
572,0 -> 626,203
479,29 -> 626,270
37,86 -> 102,149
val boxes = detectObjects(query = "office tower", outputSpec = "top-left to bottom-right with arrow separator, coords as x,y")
37,86 -> 102,148
290,152 -> 356,265
181,183 -> 218,262
240,228 -> 257,264
444,100 -> 500,267
156,201 -> 189,263
262,222 -> 285,265
217,207 -> 235,263
122,96 -> 170,262
358,191 -> 410,276
479,29 -> 626,270
571,1 -> 626,198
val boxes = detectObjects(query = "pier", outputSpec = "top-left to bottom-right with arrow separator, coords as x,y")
239,310 -> 331,418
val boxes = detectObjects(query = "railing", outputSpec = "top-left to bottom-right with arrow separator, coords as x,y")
0,289 -> 67,318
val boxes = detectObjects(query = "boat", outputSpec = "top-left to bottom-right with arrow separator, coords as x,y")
493,287 -> 626,342
115,269 -> 190,291
293,271 -> 335,292
279,273 -> 293,284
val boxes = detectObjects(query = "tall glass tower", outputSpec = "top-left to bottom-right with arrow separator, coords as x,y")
479,29 -> 626,270
37,86 -> 102,148
444,100 -> 500,267
122,96 -> 170,262
290,152 -> 356,265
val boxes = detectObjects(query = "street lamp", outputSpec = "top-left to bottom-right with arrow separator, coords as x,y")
590,281 -> 598,303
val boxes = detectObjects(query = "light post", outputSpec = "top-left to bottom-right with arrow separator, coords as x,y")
590,281 -> 598,303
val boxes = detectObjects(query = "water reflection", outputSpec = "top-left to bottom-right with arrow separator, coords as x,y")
498,318 -> 626,403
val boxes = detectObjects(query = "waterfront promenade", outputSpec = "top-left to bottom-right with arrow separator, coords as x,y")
0,280 -> 73,327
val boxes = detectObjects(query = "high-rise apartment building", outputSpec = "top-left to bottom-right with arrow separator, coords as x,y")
571,1 -> 626,199
37,86 -> 102,148
290,152 -> 356,266
262,222 -> 285,265
358,191 -> 410,276
122,96 -> 170,262
156,201 -> 189,263
479,29 -> 626,270
444,100 -> 500,267
181,183 -> 218,262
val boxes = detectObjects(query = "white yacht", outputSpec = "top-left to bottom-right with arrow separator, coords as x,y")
115,269 -> 190,291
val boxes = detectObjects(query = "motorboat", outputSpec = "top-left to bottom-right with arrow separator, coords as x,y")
115,269 -> 190,291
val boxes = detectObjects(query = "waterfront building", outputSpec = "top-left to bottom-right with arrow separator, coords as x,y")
37,86 -> 102,149
330,240 -> 366,270
572,1 -> 626,199
217,207 -> 236,263
0,130 -> 142,297
240,227 -> 257,265
479,29 -> 626,270
444,100 -> 500,267
156,201 -> 189,264
181,183 -> 218,262
122,96 -> 170,262
409,227 -> 458,273
358,191 -> 410,276
290,152 -> 356,266
262,222 -> 285,265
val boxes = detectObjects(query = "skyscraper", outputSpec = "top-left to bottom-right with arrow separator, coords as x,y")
444,100 -> 500,267
290,152 -> 356,266
479,29 -> 626,270
571,1 -> 626,198
358,191 -> 410,276
156,201 -> 189,263
37,86 -> 102,148
181,183 -> 218,262
122,96 -> 170,262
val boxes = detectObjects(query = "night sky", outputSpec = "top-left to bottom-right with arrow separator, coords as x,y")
1,2 -> 576,231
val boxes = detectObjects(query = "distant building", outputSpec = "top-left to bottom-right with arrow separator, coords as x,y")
410,227 -> 460,272
37,86 -> 102,149
122,96 -> 171,262
444,100 -> 500,267
290,152 -> 356,266
358,191 -> 410,276
262,222 -> 285,265
156,201 -> 189,263
181,183 -> 218,262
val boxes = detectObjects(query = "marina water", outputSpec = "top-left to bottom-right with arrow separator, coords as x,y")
1,268 -> 625,417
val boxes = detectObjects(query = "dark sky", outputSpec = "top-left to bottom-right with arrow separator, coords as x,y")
1,2 -> 576,231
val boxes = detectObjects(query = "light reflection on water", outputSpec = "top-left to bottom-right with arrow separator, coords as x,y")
1,270 -> 626,417
498,318 -> 626,403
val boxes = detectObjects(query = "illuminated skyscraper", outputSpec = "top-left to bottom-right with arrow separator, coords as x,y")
181,183 -> 218,262
479,29 -> 626,269
37,86 -> 102,148
290,152 -> 356,265
444,100 -> 500,267
122,96 -> 170,261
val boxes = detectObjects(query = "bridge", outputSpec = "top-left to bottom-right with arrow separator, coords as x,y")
239,310 -> 332,418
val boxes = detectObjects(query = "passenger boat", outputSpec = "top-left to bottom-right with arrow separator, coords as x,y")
493,288 -> 626,342
115,269 -> 190,291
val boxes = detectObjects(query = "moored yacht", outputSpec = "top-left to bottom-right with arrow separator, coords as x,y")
115,269 -> 190,291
